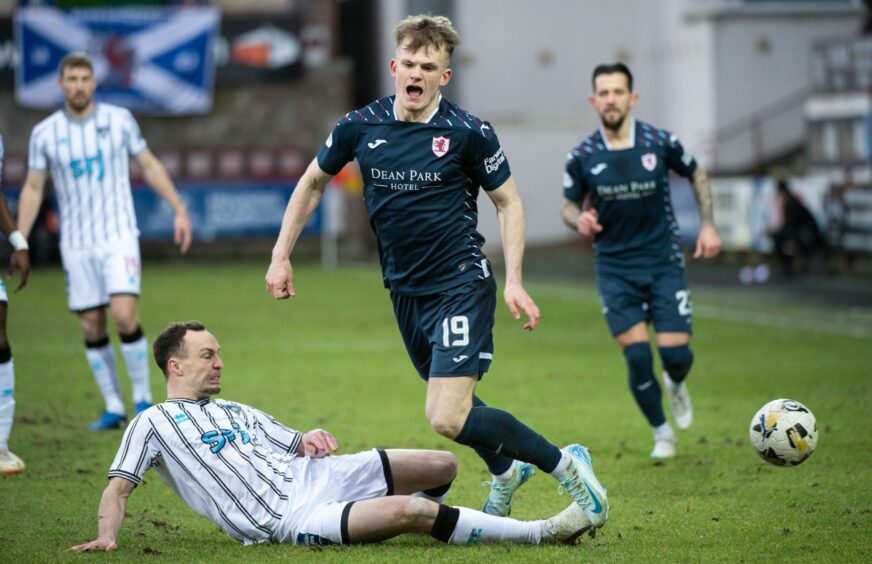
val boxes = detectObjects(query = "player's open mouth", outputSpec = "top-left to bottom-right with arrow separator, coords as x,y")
406,85 -> 423,99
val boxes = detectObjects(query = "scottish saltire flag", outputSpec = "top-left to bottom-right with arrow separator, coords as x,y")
15,7 -> 220,115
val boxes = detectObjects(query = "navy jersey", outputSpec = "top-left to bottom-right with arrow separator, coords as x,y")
317,95 -> 511,296
564,119 -> 697,273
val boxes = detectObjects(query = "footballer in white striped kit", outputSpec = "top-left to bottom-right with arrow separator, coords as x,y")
17,52 -> 192,431
71,321 -> 595,551
0,134 -> 31,475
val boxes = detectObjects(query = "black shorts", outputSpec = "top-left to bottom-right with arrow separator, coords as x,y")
391,277 -> 496,380
597,267 -> 693,336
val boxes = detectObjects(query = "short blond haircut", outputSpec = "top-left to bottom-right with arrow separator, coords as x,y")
394,15 -> 460,59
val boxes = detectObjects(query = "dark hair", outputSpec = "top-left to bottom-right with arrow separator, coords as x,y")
58,51 -> 94,77
394,15 -> 460,59
591,63 -> 633,92
153,321 -> 206,378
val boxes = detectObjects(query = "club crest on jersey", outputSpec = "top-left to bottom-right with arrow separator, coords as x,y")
641,153 -> 657,171
432,136 -> 450,158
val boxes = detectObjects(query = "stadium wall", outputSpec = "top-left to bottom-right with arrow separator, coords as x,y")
377,0 -> 861,249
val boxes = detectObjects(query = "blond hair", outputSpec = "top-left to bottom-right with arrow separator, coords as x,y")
394,15 -> 460,59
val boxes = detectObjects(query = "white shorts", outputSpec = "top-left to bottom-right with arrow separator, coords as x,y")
0,279 -> 7,303
275,449 -> 392,545
61,238 -> 141,311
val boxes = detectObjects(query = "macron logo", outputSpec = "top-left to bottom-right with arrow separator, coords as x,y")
591,163 -> 608,175
368,139 -> 388,149
452,355 -> 469,363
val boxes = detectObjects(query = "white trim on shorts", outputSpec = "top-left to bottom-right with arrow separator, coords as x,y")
275,448 -> 392,545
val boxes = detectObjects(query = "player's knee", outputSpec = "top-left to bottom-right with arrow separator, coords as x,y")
623,342 -> 653,384
403,497 -> 439,529
427,410 -> 465,439
425,400 -> 469,439
659,345 -> 694,383
431,451 -> 458,483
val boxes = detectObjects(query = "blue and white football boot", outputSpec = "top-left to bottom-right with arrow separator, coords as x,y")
481,460 -> 535,517
557,444 -> 609,528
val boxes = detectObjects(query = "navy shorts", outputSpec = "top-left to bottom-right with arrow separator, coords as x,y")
596,267 -> 693,337
390,277 -> 496,380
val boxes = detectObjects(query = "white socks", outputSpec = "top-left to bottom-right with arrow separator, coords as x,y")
120,336 -> 152,404
493,460 -> 517,483
0,359 -> 14,449
447,507 -> 545,545
549,451 -> 572,480
653,422 -> 675,441
85,344 -> 124,414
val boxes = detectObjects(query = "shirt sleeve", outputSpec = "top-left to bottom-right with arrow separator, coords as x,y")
243,404 -> 303,456
27,127 -> 48,172
466,122 -> 511,191
108,414 -> 160,485
663,132 -> 697,177
121,109 -> 148,156
563,152 -> 589,203
316,119 -> 356,176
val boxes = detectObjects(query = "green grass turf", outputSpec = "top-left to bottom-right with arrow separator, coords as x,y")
1,260 -> 870,562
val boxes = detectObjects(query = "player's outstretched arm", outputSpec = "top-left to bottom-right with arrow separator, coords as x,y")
70,477 -> 135,552
266,158 -> 333,300
136,148 -> 192,254
0,193 -> 30,291
485,177 -> 540,331
688,167 -> 721,259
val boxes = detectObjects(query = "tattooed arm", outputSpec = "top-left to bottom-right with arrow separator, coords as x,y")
689,166 -> 721,259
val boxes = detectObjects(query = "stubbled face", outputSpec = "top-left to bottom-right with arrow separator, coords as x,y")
59,66 -> 96,114
589,72 -> 637,131
390,42 -> 452,119
176,330 -> 224,400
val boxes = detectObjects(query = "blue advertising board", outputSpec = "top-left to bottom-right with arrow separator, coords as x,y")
133,181 -> 319,241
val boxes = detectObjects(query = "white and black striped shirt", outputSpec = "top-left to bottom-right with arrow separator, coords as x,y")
109,398 -> 303,544
27,103 -> 146,249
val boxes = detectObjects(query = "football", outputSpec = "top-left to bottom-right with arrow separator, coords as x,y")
749,399 -> 818,466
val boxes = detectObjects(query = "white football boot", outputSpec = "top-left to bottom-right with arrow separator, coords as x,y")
557,444 -> 609,528
545,502 -> 594,544
664,372 -> 693,430
0,448 -> 25,475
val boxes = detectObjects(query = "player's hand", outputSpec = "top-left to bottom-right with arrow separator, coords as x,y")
578,209 -> 603,237
265,258 -> 296,299
694,223 -> 721,259
8,249 -> 30,292
504,283 -> 540,331
301,428 -> 338,458
70,539 -> 118,552
174,209 -> 192,254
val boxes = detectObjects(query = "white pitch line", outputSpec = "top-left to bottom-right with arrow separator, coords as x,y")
692,304 -> 872,339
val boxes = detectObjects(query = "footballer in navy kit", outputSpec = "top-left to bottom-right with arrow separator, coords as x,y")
267,15 -> 609,527
562,63 -> 721,459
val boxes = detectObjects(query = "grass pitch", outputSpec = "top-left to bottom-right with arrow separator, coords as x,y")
1,258 -> 870,562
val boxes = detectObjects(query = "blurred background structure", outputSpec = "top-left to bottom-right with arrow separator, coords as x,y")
0,0 -> 869,272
